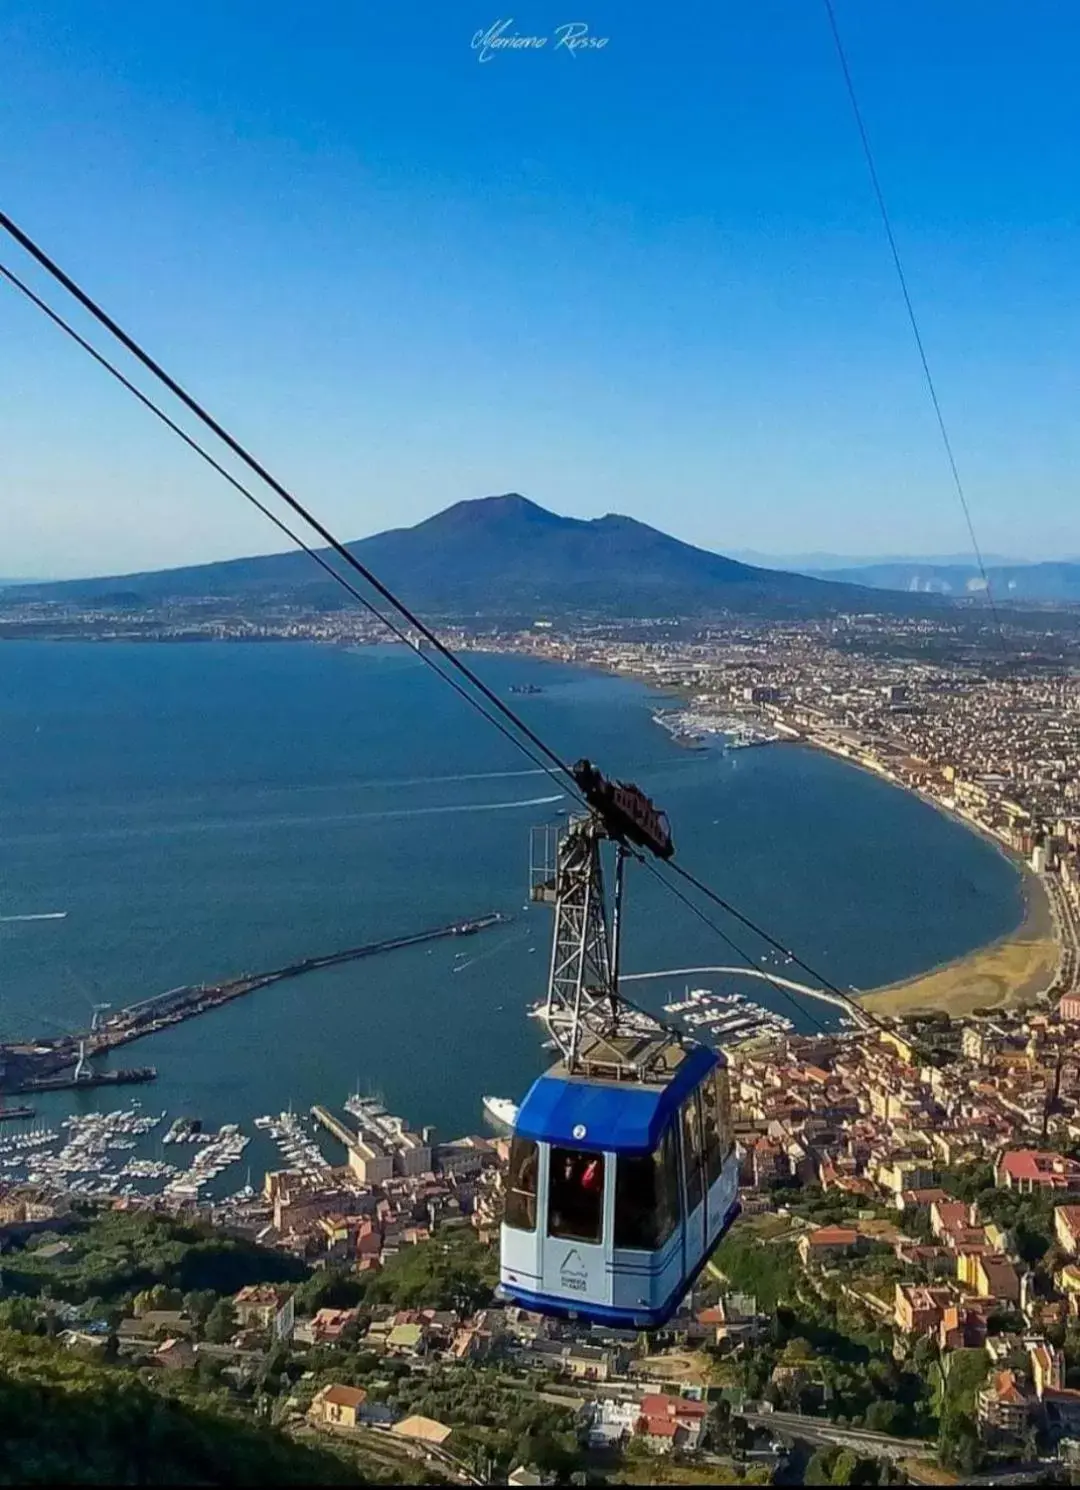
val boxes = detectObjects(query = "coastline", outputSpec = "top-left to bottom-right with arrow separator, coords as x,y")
784,728 -> 1060,1017
5,636 -> 1058,1024
619,670 -> 1061,1020
859,856 -> 1057,1018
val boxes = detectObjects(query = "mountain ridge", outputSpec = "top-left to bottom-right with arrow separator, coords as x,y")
3,493 -> 939,619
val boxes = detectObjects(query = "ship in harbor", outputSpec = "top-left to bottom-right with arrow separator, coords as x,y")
482,1095 -> 519,1129
16,1065 -> 157,1094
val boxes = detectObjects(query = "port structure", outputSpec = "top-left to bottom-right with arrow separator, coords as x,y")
531,762 -> 678,1082
0,913 -> 509,1095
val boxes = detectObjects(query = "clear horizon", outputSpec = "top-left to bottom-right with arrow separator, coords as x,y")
1,1 -> 1077,575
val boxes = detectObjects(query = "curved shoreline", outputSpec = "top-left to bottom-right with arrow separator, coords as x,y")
788,737 -> 1059,1017
859,855 -> 1057,1017
629,676 -> 1059,1019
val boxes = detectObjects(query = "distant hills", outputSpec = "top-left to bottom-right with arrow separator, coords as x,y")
730,549 -> 1026,572
4,494 -> 939,620
802,560 -> 1080,604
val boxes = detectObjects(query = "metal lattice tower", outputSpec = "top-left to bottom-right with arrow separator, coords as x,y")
531,813 -> 665,1079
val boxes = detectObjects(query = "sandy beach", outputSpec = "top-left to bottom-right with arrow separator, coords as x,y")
767,723 -> 1062,1019
624,678 -> 1061,1023
860,855 -> 1058,1018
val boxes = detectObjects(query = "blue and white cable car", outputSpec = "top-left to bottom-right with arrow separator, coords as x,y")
499,762 -> 741,1329
500,1032 -> 739,1328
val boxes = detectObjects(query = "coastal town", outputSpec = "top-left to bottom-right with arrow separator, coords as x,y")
483,610 -> 1080,1014
3,608 -> 1080,1481
11,990 -> 1080,1483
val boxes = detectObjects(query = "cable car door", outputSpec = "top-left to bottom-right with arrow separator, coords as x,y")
540,1144 -> 611,1312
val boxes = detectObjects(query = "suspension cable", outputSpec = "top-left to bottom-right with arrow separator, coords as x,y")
0,258 -> 583,811
820,0 -> 1005,643
0,214 -> 869,1036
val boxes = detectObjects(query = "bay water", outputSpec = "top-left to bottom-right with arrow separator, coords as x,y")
0,642 -> 1021,1166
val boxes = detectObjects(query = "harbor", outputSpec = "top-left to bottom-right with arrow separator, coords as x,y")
652,706 -> 782,750
660,986 -> 796,1046
0,913 -> 509,1097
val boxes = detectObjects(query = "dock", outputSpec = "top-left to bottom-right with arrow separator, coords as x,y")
0,912 -> 510,1093
310,1105 -> 359,1151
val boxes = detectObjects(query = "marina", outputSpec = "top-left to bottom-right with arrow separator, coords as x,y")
652,708 -> 781,750
261,1108 -> 334,1182
660,986 -> 795,1046
0,1103 -> 252,1203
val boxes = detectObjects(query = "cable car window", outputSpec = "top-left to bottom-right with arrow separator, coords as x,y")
714,1067 -> 733,1155
701,1076 -> 724,1188
548,1147 -> 605,1244
681,1094 -> 705,1213
615,1123 -> 681,1251
505,1137 -> 539,1232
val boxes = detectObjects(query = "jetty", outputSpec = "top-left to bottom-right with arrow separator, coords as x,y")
0,913 -> 509,1093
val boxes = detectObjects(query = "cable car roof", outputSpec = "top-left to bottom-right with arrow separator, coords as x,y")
514,1040 -> 719,1154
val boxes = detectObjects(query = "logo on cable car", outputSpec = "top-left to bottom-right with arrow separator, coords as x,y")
560,1248 -> 588,1293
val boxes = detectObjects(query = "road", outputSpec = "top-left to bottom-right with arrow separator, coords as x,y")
1046,873 -> 1080,994
742,1408 -> 931,1462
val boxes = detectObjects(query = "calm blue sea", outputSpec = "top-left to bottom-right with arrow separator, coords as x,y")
0,642 -> 1021,1158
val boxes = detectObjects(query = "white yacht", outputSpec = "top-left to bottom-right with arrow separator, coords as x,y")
482,1096 -> 519,1129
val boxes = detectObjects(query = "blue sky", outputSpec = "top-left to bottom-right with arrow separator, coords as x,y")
0,1 -> 1076,576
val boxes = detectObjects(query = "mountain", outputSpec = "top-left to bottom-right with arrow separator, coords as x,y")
807,560 -> 1080,603
3,494 -> 937,620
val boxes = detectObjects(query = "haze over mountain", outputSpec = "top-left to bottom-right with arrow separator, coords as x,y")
730,550 -> 1029,572
803,560 -> 1080,604
4,495 -> 936,620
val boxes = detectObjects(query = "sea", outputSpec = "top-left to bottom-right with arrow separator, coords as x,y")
0,641 -> 1022,1175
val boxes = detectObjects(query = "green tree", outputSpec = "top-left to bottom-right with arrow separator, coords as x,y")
831,1449 -> 879,1485
183,1289 -> 219,1327
939,1411 -> 982,1475
204,1299 -> 237,1344
0,1297 -> 40,1333
864,1399 -> 904,1435
805,1445 -> 841,1485
0,1329 -> 384,1484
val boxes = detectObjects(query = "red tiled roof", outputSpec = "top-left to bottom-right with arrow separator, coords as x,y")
1000,1150 -> 1080,1184
806,1226 -> 858,1246
640,1417 -> 678,1437
639,1394 -> 707,1420
991,1370 -> 1029,1407
322,1384 -> 367,1409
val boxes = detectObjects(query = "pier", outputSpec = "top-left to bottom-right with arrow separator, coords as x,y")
310,1104 -> 359,1151
0,912 -> 509,1093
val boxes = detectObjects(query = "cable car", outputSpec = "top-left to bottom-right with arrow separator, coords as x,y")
500,1030 -> 739,1328
500,780 -> 741,1329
